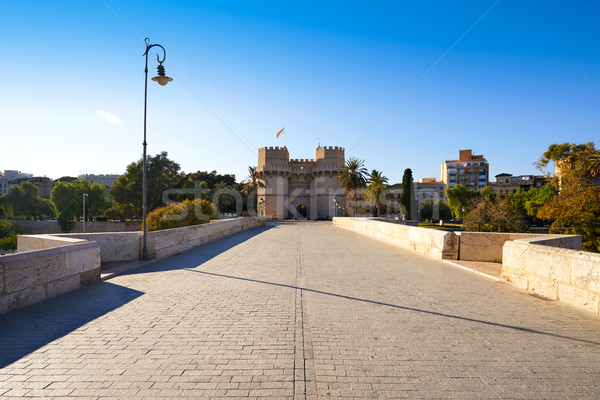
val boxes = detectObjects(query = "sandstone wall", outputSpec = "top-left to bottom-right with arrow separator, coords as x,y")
502,237 -> 600,315
1,237 -> 101,314
332,217 -> 458,260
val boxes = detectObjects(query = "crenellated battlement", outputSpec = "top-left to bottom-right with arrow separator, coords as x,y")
290,159 -> 315,164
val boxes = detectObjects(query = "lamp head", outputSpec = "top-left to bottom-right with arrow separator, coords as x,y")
152,63 -> 173,86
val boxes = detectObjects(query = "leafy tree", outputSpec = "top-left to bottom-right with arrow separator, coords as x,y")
2,181 -> 54,219
109,151 -> 181,217
538,169 -> 600,252
242,166 -> 266,214
445,184 -> 479,219
399,169 -> 415,219
51,180 -> 109,232
337,157 -> 367,217
509,184 -> 557,221
177,170 -> 236,189
464,197 -> 529,233
146,199 -> 216,231
479,185 -> 496,203
364,170 -> 389,217
420,199 -> 452,222
0,219 -> 24,250
535,142 -> 596,174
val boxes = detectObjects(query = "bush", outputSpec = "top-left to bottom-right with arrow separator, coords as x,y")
464,198 -> 530,233
146,199 -> 216,231
0,219 -> 24,250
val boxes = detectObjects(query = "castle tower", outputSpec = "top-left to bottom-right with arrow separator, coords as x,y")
256,145 -> 346,219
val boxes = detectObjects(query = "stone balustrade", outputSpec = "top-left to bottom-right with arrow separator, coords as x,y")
1,236 -> 101,314
503,237 -> 600,314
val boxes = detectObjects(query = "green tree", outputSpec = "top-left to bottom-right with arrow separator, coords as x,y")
479,185 -> 496,203
399,168 -> 415,219
445,184 -> 479,219
420,199 -> 452,222
364,170 -> 389,217
509,184 -> 557,221
337,157 -> 367,217
2,181 -> 54,219
538,169 -> 600,252
464,198 -> 529,233
585,150 -> 600,177
0,219 -> 24,250
109,151 -> 181,218
536,142 -> 596,174
51,180 -> 109,232
242,166 -> 266,214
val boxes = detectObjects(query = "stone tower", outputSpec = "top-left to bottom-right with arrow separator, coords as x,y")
256,146 -> 346,219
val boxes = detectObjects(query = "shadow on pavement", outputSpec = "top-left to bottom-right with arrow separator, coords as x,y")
116,224 -> 273,277
0,281 -> 143,369
185,269 -> 600,347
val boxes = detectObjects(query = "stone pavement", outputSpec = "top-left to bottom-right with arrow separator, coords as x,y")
1,221 -> 599,399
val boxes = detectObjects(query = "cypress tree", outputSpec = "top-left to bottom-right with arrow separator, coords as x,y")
400,168 -> 414,219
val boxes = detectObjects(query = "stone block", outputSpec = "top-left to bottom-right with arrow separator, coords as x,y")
46,274 -> 81,298
502,241 -> 528,275
0,285 -> 45,314
523,246 -> 570,283
570,251 -> 600,293
527,275 -> 558,300
558,283 -> 599,314
80,267 -> 101,286
501,271 -> 528,291
65,244 -> 101,276
4,251 -> 66,293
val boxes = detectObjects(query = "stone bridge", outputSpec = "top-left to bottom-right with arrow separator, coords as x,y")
1,221 -> 599,399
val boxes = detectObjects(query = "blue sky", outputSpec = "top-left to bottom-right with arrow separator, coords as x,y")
2,1 -> 599,184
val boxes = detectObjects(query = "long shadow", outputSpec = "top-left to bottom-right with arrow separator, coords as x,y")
185,269 -> 600,347
117,224 -> 273,276
0,281 -> 143,368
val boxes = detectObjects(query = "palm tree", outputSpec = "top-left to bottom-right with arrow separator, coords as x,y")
585,150 -> 600,177
364,169 -> 389,217
337,157 -> 367,216
242,166 -> 266,214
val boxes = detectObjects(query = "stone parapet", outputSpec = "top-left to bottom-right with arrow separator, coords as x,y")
502,237 -> 600,315
1,237 -> 101,314
332,217 -> 458,260
146,217 -> 266,259
457,232 -> 581,262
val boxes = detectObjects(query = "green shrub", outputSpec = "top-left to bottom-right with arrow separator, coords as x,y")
146,199 -> 216,231
0,220 -> 24,250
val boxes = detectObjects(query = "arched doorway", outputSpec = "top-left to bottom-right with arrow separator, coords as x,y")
297,204 -> 307,218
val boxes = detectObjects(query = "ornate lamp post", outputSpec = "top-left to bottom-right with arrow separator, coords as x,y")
142,37 -> 172,259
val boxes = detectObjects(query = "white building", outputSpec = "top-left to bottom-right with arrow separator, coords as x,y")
78,174 -> 120,197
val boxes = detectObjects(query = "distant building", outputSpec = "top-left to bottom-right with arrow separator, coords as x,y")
441,149 -> 489,190
0,173 -> 7,196
9,177 -> 55,199
78,174 -> 120,197
3,170 -> 33,182
256,146 -> 346,219
388,178 -> 446,219
491,173 -> 548,195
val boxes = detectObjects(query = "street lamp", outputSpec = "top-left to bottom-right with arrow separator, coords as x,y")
82,193 -> 88,233
142,37 -> 172,260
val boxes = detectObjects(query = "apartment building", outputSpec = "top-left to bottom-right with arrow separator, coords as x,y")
441,149 -> 489,190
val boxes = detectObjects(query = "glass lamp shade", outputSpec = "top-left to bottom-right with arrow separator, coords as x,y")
152,75 -> 173,86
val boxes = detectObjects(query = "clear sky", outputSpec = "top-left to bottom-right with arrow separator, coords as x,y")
2,1 -> 599,184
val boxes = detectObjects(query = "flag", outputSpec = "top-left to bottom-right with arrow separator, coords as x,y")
276,128 -> 284,138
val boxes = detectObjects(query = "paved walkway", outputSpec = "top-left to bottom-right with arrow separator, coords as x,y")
1,221 -> 599,399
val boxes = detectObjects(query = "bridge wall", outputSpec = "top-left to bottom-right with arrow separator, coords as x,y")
457,232 -> 581,262
332,217 -> 458,260
503,237 -> 600,315
1,236 -> 101,314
